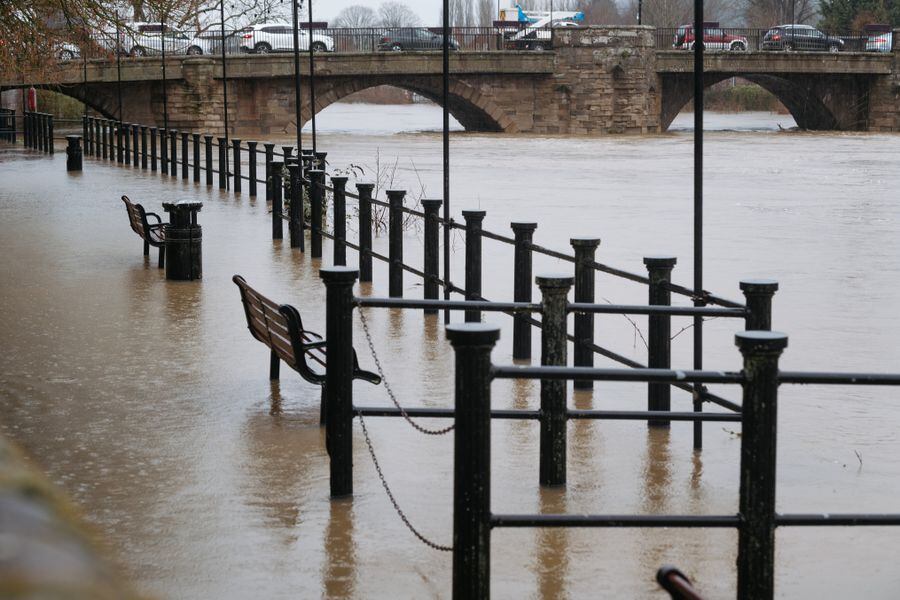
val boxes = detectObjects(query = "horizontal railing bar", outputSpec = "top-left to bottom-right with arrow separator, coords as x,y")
567,409 -> 741,422
355,297 -> 539,312
568,303 -> 746,317
354,406 -> 539,419
775,514 -> 900,526
491,514 -> 740,528
492,365 -> 744,384
779,371 -> 900,385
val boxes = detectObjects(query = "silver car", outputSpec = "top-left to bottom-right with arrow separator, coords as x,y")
239,23 -> 334,53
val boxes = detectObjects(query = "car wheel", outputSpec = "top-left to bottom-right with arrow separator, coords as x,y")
531,42 -> 546,51
132,46 -> 147,57
58,49 -> 75,61
730,41 -> 746,52
829,43 -> 840,53
186,46 -> 203,55
312,41 -> 327,53
783,42 -> 794,51
390,42 -> 403,51
255,42 -> 271,54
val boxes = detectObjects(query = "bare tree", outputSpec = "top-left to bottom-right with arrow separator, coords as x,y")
333,5 -> 379,27
378,1 -> 422,26
581,0 -> 624,24
744,0 -> 817,26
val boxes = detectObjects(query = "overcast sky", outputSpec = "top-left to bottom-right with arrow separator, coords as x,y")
315,0 -> 514,23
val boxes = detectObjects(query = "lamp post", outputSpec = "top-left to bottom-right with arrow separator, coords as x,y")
442,0 -> 451,323
161,14 -> 169,131
307,0 -> 317,154
291,0 -> 303,154
115,12 -> 123,122
638,0 -> 643,24
219,0 -> 230,190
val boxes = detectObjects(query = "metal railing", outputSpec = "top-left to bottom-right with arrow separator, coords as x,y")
655,26 -> 892,52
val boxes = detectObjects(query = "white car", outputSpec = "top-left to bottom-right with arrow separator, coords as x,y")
98,23 -> 193,56
239,23 -> 334,53
55,42 -> 81,60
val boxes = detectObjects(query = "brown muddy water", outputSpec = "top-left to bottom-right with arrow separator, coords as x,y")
1,106 -> 900,599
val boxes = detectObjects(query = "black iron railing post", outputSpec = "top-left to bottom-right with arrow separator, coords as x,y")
321,267 -> 359,498
288,161 -> 303,249
160,128 -> 168,174
572,237 -> 601,389
332,176 -> 348,265
192,134 -> 200,182
741,280 -> 778,331
422,199 -> 443,314
310,169 -> 325,258
169,129 -> 178,178
140,126 -> 148,169
123,123 -> 130,165
537,274 -> 573,487
232,138 -> 242,192
150,127 -> 157,170
95,118 -> 102,158
247,141 -> 257,196
115,121 -> 123,163
736,331 -> 787,600
315,151 -> 327,169
387,190 -> 406,297
463,210 -> 486,323
271,161 -> 284,240
132,124 -> 140,168
22,112 -> 29,148
263,143 -> 275,201
447,322 -> 499,600
82,116 -> 88,153
65,135 -> 82,171
181,131 -> 189,179
47,114 -> 54,154
512,222 -> 538,360
645,256 -> 677,427
204,135 -> 213,186
357,183 -> 375,282
217,137 -> 227,189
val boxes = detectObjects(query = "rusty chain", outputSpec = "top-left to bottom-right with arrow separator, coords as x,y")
357,307 -> 454,436
358,413 -> 452,552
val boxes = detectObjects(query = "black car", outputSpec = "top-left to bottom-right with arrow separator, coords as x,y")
761,24 -> 844,52
377,28 -> 459,51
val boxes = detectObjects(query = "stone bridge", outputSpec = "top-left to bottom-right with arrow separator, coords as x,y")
3,26 -> 900,134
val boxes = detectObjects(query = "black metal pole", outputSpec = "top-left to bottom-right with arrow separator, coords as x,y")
205,135 -> 214,185
736,331 -> 787,600
116,13 -> 123,127
308,0 -> 317,154
162,16 -> 169,131
288,162 -> 302,248
357,183 -> 375,281
219,0 -> 230,190
448,323 -> 499,600
572,237 -> 601,389
321,267 -> 359,498
141,126 -> 148,169
310,169 -> 325,257
537,274 -> 572,487
332,176 -> 348,265
645,256 -> 676,428
193,133 -> 201,182
123,122 -> 130,165
271,161 -> 284,240
247,141 -> 257,196
387,190 -> 405,297
150,126 -> 157,169
133,124 -> 140,169
741,280 -> 778,331
181,131 -> 189,179
692,0 -> 705,450
160,127 -> 168,174
442,0 -> 451,324
511,222 -> 537,360
217,137 -> 227,189
423,199 -> 442,314
291,0 -> 304,155
232,138 -> 242,192
169,129 -> 178,178
463,210 -> 486,322
264,143 -> 275,201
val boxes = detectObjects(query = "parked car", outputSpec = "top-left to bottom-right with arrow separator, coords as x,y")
673,25 -> 748,51
186,30 -> 245,55
96,22 -> 193,56
376,29 -> 459,51
864,25 -> 893,52
761,24 -> 844,52
239,23 -> 334,53
55,42 -> 81,60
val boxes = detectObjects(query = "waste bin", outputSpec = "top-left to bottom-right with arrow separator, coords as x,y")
162,200 -> 203,281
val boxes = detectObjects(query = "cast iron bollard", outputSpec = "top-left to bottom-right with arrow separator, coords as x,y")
204,135 -> 214,185
332,176 -> 348,265
140,126 -> 148,169
162,201 -> 203,281
315,151 -> 328,169
387,190 -> 406,297
169,129 -> 178,178
735,331 -> 787,600
422,199 -> 443,314
95,119 -> 102,158
287,161 -> 304,250
132,124 -> 140,168
448,322 -> 499,600
463,210 -> 486,322
572,237 -> 601,389
310,170 -> 325,258
160,129 -> 168,174
282,145 -> 293,163
511,222 -> 538,360
149,127 -> 157,170
123,123 -> 130,165
232,139 -> 242,192
192,134 -> 201,182
82,116 -> 89,153
47,114 -> 54,154
217,137 -> 227,189
263,143 -> 275,201
115,121 -> 123,163
270,161 -> 284,240
321,267 -> 359,498
300,151 -> 315,180
107,120 -> 115,160
537,274 -> 573,486
37,114 -> 45,152
181,132 -> 189,180
357,183 -> 375,282
247,141 -> 258,196
741,280 -> 778,331
65,136 -> 82,171
644,256 -> 676,427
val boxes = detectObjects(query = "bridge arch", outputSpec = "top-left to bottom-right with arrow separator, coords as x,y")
300,77 -> 517,133
659,72 -> 869,131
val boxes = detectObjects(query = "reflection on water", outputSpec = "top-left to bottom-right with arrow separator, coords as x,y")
2,107 -> 900,598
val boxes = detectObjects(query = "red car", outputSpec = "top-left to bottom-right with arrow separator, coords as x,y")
673,25 -> 748,51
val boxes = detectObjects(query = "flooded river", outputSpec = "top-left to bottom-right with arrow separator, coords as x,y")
1,103 -> 899,599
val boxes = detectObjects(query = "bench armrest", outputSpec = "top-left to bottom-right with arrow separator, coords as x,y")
304,340 -> 327,351
145,211 -> 163,224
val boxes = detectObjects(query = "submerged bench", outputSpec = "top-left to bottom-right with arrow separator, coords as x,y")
122,195 -> 165,268
233,275 -> 380,421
